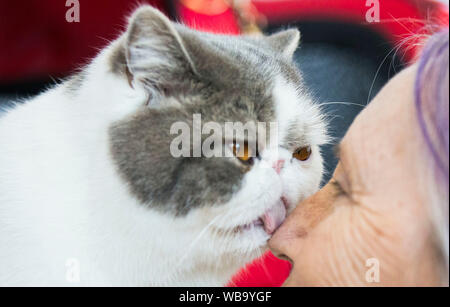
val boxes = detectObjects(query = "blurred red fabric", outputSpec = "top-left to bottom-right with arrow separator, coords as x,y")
0,0 -> 167,83
178,3 -> 240,35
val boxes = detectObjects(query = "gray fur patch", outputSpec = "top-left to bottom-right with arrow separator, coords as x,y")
109,83 -> 276,216
283,120 -> 311,151
109,41 -> 127,76
110,106 -> 246,216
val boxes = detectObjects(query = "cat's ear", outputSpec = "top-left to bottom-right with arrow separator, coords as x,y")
123,6 -> 197,91
266,29 -> 300,58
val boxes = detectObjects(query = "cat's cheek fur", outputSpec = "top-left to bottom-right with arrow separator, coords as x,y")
280,145 -> 324,213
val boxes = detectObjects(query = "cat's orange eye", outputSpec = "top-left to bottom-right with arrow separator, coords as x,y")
232,141 -> 253,164
293,146 -> 311,161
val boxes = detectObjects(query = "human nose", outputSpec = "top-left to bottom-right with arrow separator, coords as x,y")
269,184 -> 335,261
268,204 -> 302,262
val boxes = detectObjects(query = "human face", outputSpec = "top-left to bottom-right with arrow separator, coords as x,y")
269,65 -> 443,286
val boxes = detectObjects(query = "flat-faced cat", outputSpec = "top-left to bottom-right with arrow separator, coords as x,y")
0,6 -> 327,286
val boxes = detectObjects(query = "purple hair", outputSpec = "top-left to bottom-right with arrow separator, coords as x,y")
414,29 -> 449,274
415,29 -> 449,183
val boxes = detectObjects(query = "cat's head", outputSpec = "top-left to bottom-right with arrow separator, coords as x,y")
109,6 -> 327,261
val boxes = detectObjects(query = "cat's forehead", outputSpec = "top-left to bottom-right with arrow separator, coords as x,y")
189,31 -> 295,87
195,36 -> 321,149
170,33 -> 304,122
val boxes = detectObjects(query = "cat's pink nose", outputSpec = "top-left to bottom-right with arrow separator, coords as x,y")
272,159 -> 285,174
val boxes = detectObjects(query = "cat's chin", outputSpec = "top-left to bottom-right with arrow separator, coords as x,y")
213,197 -> 289,252
240,197 -> 288,235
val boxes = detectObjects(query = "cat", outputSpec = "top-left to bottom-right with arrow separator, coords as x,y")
0,6 -> 327,286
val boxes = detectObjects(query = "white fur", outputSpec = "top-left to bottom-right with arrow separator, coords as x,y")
0,38 -> 326,286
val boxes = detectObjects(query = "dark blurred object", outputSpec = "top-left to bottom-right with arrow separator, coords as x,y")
0,0 -> 168,87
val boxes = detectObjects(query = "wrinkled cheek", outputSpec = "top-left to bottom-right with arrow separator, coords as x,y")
293,185 -> 336,230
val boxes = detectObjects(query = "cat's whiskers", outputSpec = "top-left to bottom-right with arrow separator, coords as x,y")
318,101 -> 367,108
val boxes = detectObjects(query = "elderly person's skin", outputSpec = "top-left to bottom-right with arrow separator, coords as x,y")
269,64 -> 444,286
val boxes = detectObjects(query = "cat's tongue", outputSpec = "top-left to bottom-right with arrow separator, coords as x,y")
261,200 -> 287,235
